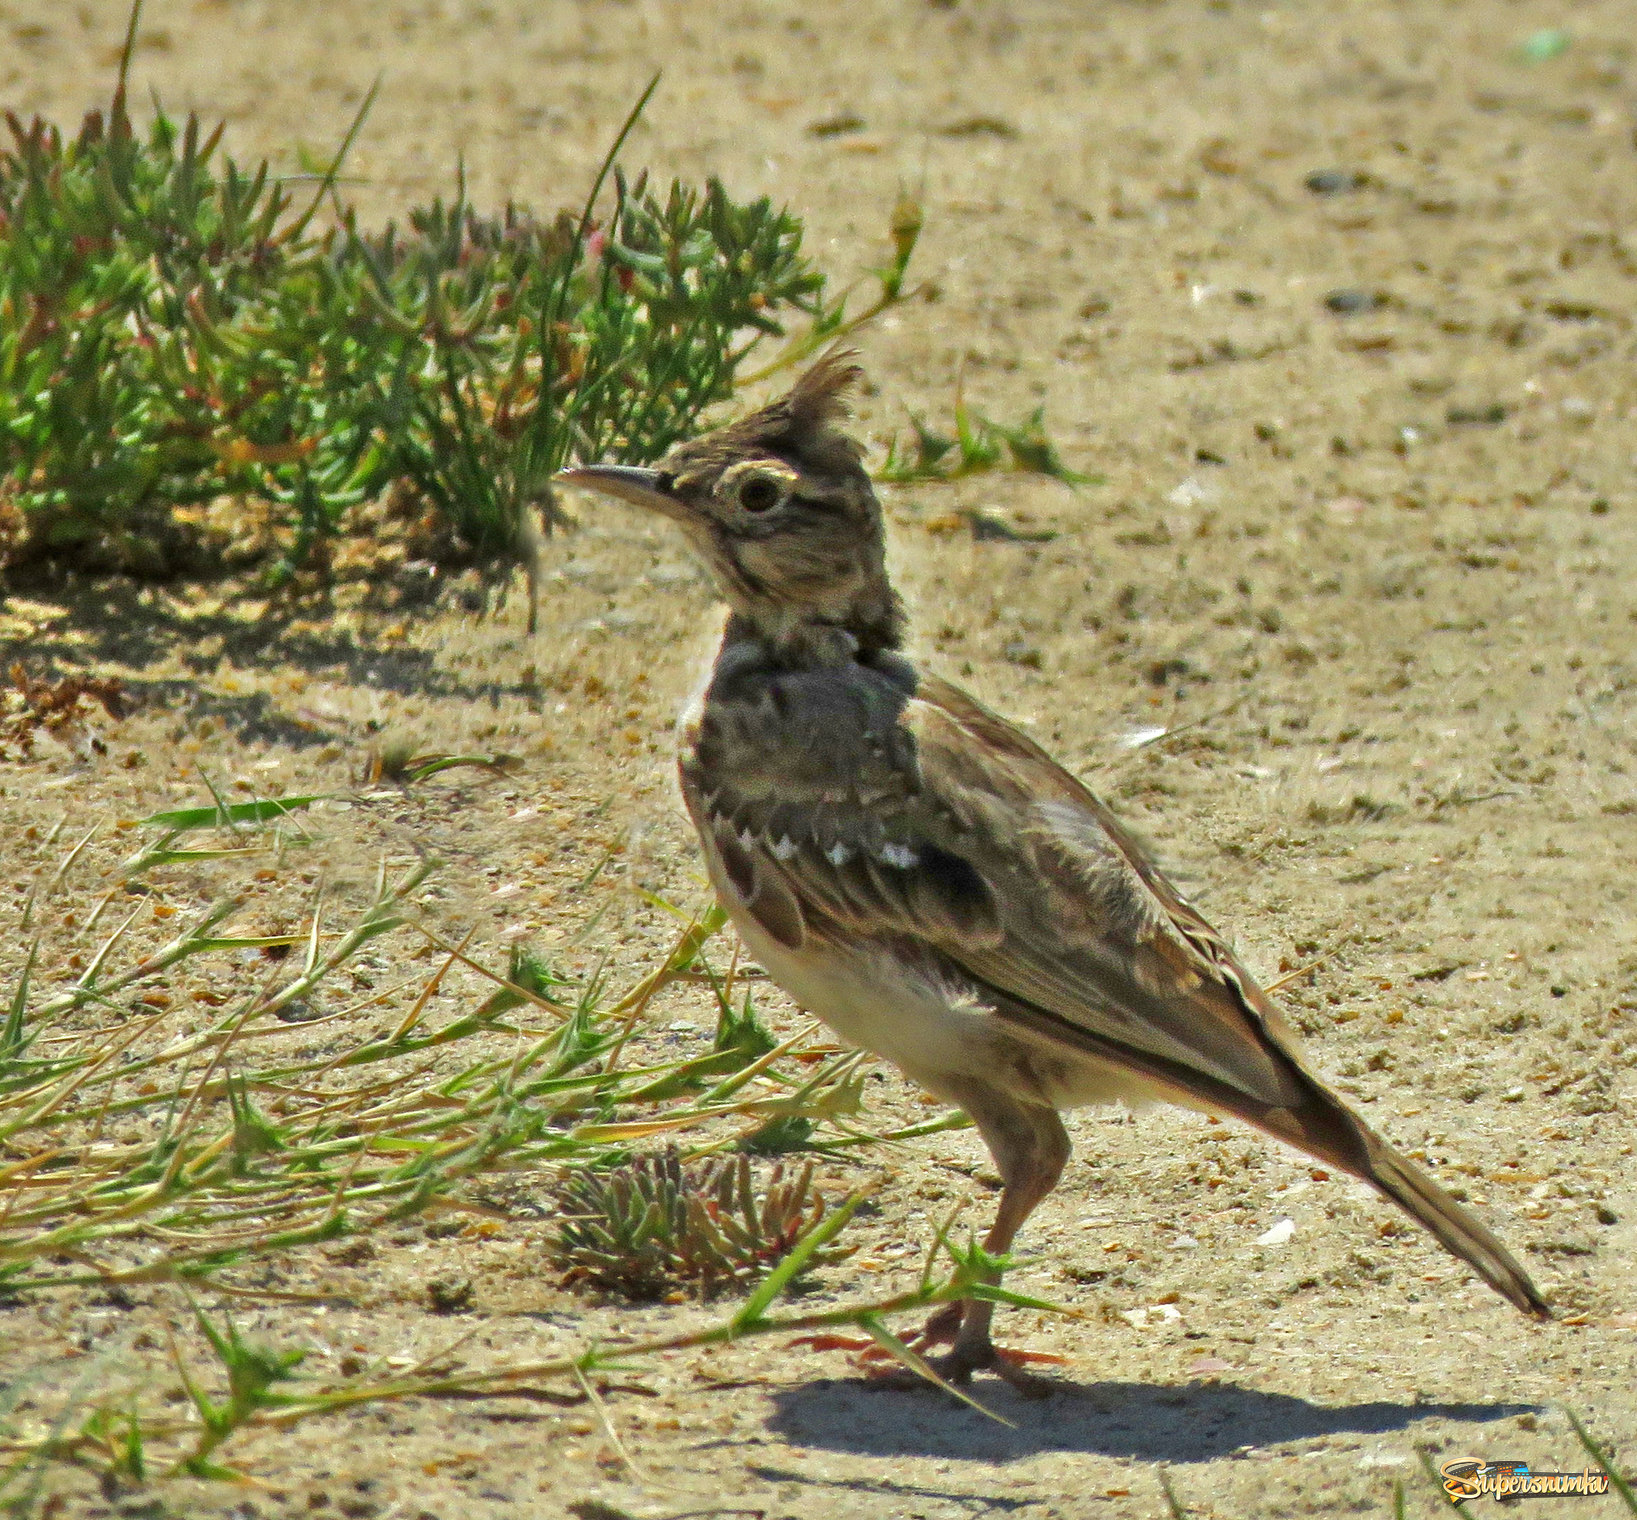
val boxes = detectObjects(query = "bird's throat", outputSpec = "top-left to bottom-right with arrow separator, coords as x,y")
721,611 -> 863,669
720,588 -> 905,670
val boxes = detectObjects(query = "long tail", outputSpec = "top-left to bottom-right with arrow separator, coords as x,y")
1352,1125 -> 1551,1318
1261,1084 -> 1552,1319
971,967 -> 1552,1317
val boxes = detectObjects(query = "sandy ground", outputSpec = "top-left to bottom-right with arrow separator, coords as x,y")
3,0 -> 1637,1515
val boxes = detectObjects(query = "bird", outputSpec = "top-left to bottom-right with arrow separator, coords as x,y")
560,351 -> 1550,1387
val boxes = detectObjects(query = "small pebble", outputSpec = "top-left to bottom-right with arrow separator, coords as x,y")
1305,169 -> 1363,196
968,510 -> 1056,543
807,113 -> 866,138
1168,476 -> 1219,507
425,1277 -> 473,1315
1446,403 -> 1507,426
1324,288 -> 1385,315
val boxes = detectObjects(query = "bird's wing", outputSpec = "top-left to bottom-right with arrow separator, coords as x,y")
689,662 -> 1313,1118
909,676 -> 1316,1110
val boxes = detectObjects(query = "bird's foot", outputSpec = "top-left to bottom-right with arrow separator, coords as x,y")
790,1305 -> 1065,1396
986,1344 -> 1069,1397
785,1302 -> 964,1363
867,1306 -> 1067,1397
863,1339 -> 1065,1398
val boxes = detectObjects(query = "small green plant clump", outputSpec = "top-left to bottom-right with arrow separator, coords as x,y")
552,1149 -> 850,1301
877,387 -> 1094,488
0,68 -> 918,596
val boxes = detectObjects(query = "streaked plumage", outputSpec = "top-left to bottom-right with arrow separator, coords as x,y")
562,353 -> 1548,1385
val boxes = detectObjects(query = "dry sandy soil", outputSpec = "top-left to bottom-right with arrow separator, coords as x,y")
3,0 -> 1637,1516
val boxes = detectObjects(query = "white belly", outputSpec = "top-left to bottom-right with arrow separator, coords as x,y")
707,852 -> 1168,1115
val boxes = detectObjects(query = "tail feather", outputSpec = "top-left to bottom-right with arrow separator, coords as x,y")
1260,1085 -> 1552,1319
1356,1128 -> 1552,1319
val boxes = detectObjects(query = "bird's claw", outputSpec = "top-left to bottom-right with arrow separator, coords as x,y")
793,1306 -> 1064,1397
785,1333 -> 877,1354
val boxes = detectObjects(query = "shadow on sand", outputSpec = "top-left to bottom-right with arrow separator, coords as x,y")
6,573 -> 542,748
764,1375 -> 1534,1465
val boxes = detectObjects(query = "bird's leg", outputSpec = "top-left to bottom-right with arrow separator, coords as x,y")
901,1300 -> 966,1353
941,1152 -> 1066,1391
876,1092 -> 1071,1393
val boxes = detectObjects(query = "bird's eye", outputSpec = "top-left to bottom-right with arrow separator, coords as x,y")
737,473 -> 784,514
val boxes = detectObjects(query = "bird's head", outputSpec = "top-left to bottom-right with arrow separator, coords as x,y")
560,351 -> 902,662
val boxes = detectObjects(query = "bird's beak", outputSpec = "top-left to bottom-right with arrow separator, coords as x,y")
557,464 -> 685,522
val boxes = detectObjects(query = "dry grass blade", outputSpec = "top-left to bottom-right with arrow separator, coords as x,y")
0,790 -> 881,1311
572,1363 -> 648,1484
1159,1467 -> 1190,1519
0,1218 -> 1076,1481
1263,943 -> 1347,993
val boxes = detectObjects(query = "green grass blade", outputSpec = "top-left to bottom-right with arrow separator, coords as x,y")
138,796 -> 324,831
732,1190 -> 863,1330
2,941 -> 39,1058
1417,1448 -> 1462,1509
1563,1406 -> 1637,1514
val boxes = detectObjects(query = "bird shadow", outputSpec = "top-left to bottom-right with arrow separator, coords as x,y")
765,1375 -> 1536,1465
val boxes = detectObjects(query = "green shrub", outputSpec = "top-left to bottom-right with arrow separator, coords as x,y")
0,86 -> 906,594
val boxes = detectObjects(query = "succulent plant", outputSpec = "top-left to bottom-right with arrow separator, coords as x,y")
551,1150 -> 850,1301
0,90 -> 833,584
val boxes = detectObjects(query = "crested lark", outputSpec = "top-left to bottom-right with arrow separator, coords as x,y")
562,352 -> 1549,1385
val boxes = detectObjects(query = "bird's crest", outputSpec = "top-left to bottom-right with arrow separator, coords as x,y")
783,347 -> 864,433
709,348 -> 865,469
